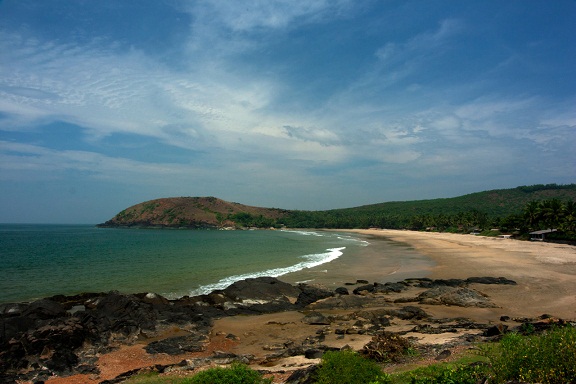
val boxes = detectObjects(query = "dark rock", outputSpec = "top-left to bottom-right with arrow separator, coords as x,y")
374,282 -> 407,293
352,284 -> 375,295
45,349 -> 78,373
23,299 -> 66,320
222,277 -> 301,302
435,349 -> 452,360
356,280 -> 369,284
484,323 -> 508,337
334,287 -> 349,295
500,315 -> 510,322
285,365 -> 318,384
466,277 -> 517,285
304,349 -> 324,359
95,291 -> 157,335
394,306 -> 430,320
301,312 -> 331,325
145,333 -> 209,355
296,284 -> 334,307
418,286 -> 497,308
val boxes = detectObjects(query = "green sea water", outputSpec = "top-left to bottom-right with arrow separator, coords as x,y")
0,225 -> 371,304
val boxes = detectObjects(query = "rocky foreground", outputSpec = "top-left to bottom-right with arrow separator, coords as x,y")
1,276 -> 573,383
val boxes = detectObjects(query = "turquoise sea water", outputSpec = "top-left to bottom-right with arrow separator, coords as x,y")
0,225 -> 372,304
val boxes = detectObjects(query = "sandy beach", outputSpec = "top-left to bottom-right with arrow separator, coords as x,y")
39,230 -> 576,384
351,229 -> 576,320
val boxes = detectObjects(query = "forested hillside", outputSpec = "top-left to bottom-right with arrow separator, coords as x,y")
99,184 -> 576,240
279,184 -> 576,238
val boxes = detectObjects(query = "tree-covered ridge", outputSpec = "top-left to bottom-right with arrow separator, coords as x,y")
99,184 -> 576,240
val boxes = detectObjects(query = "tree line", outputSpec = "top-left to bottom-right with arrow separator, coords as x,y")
271,198 -> 575,241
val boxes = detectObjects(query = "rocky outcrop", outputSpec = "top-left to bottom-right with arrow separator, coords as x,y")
0,275 -> 538,383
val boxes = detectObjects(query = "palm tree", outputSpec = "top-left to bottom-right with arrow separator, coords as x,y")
523,200 -> 540,229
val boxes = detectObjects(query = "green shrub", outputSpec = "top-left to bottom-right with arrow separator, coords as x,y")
184,363 -> 272,384
484,325 -> 576,384
313,350 -> 391,384
407,363 -> 489,384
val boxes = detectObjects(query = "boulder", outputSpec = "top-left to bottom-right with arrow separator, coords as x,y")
334,287 -> 349,295
301,312 -> 331,325
418,286 -> 497,308
221,277 -> 301,303
296,284 -> 334,307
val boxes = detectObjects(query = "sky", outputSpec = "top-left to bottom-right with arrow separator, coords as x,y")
0,1 -> 575,224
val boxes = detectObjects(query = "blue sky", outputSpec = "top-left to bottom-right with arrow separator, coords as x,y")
1,1 -> 575,224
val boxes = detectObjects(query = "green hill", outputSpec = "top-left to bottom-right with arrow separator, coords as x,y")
97,196 -> 288,229
98,184 -> 576,234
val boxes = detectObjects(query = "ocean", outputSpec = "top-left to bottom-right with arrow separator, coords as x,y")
0,225 -> 367,304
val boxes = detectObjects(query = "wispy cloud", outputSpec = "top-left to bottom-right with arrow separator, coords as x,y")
0,1 -> 574,222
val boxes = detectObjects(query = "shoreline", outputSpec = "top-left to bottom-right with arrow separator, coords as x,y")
347,229 -> 576,320
5,229 -> 576,383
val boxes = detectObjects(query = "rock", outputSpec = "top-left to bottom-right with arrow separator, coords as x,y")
484,323 -> 508,337
352,284 -> 375,295
296,284 -> 334,307
145,332 -> 209,355
285,365 -> 318,384
95,292 -> 157,336
394,306 -> 430,320
222,277 -> 301,302
356,279 -> 369,284
301,312 -> 331,325
466,276 -> 517,285
304,349 -> 324,359
334,287 -> 349,295
418,286 -> 497,308
23,299 -> 66,320
435,349 -> 451,360
500,315 -> 510,322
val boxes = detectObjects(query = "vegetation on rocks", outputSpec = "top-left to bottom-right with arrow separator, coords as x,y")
125,325 -> 576,384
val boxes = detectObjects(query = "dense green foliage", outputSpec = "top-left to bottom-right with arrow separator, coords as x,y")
482,326 -> 576,384
407,363 -> 489,384
277,184 -> 576,240
184,362 -> 272,384
313,350 -> 391,384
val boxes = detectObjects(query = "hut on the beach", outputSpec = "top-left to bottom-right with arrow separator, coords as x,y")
529,228 -> 557,241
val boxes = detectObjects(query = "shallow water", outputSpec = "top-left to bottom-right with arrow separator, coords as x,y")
0,225 -> 433,304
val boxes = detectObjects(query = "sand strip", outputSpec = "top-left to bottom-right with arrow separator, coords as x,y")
349,229 -> 576,320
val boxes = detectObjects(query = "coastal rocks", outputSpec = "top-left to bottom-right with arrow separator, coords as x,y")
301,312 -> 331,325
222,277 -> 301,302
409,277 -> 517,288
295,284 -> 335,307
0,275 -> 522,382
145,333 -> 209,355
417,286 -> 498,308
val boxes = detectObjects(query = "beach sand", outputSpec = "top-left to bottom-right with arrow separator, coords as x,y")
44,230 -> 576,384
351,229 -> 576,320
